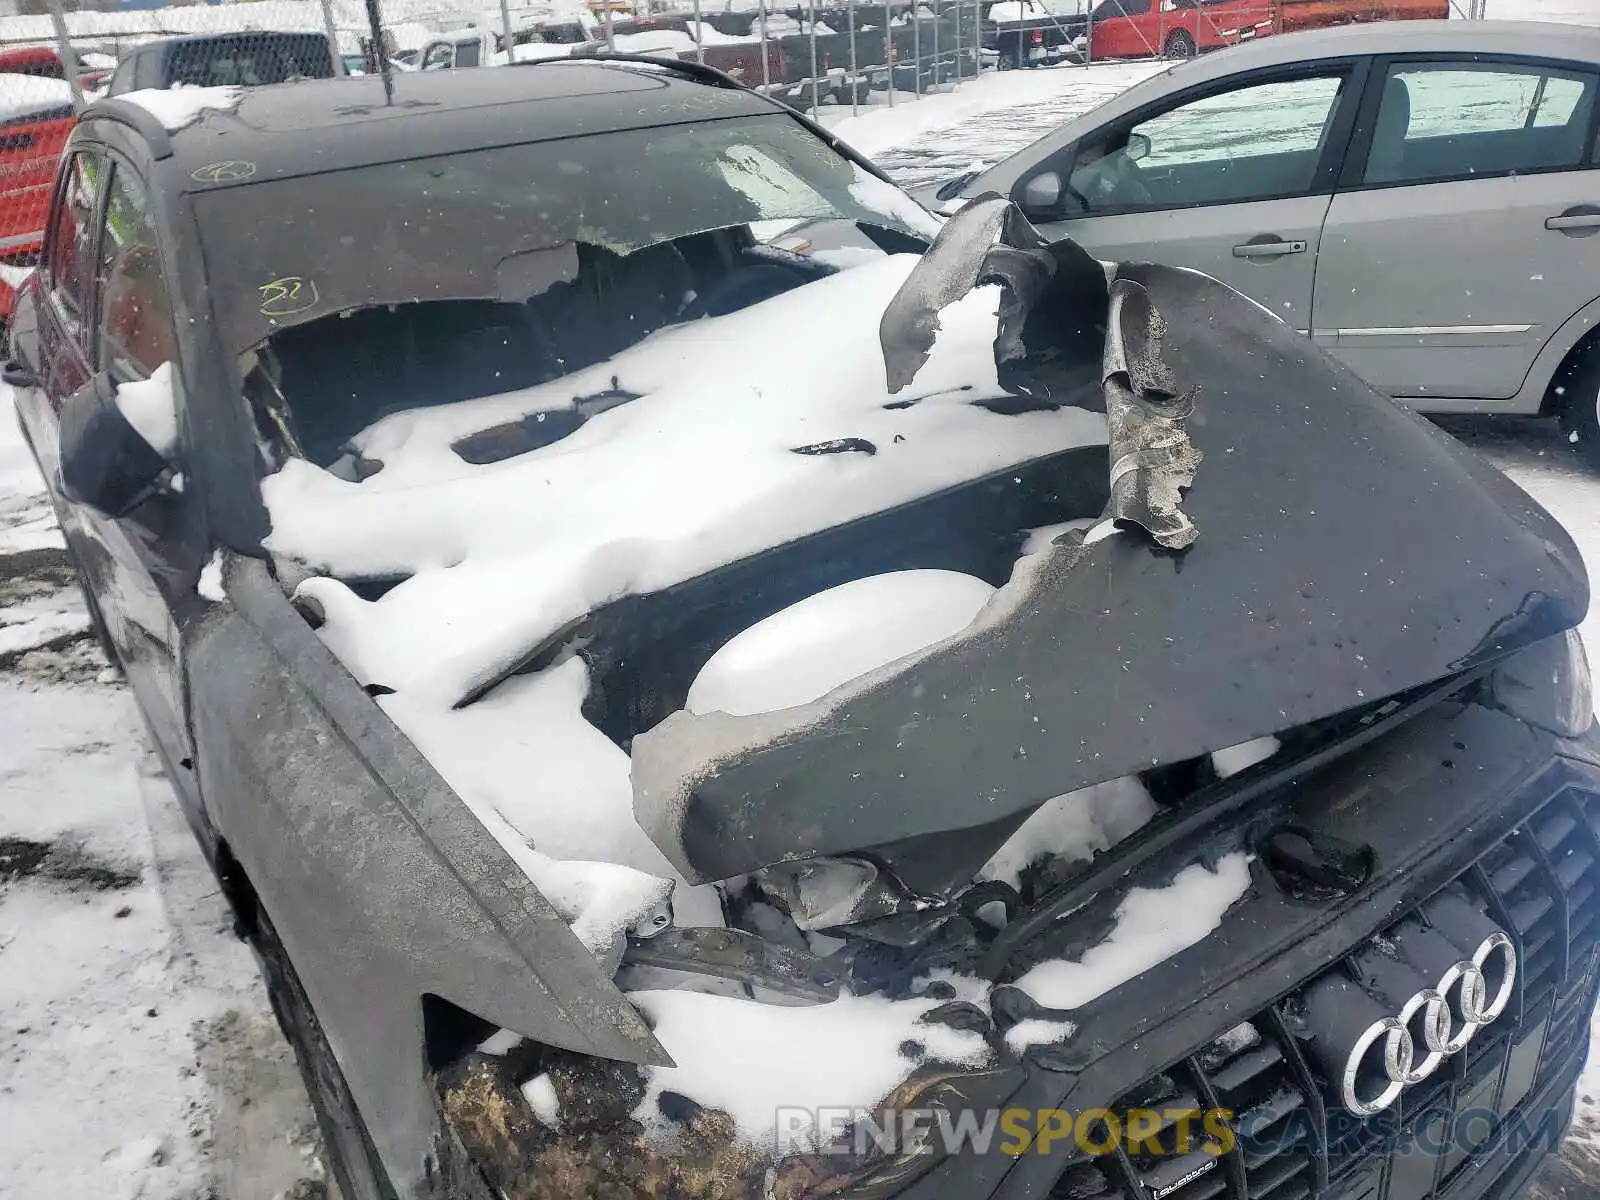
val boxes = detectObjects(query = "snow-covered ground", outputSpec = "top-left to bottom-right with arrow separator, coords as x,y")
821,59 -> 1169,187
6,2 -> 1600,1189
0,390 -> 330,1199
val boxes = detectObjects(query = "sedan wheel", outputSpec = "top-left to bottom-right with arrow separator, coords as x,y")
1557,343 -> 1600,472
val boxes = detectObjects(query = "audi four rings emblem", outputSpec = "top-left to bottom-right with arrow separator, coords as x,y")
1341,930 -> 1517,1116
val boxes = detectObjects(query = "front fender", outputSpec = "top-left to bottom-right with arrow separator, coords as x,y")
187,554 -> 666,1195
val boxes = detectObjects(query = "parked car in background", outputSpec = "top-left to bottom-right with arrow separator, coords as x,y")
103,32 -> 341,95
0,72 -> 75,331
920,21 -> 1600,465
1086,0 -> 1274,60
577,14 -> 789,91
418,23 -> 586,68
984,0 -> 1087,68
0,45 -> 115,91
1081,0 -> 1446,60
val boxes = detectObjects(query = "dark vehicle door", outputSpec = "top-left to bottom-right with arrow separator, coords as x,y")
28,153 -> 205,773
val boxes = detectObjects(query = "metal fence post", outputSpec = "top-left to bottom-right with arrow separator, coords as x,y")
931,0 -> 938,88
693,0 -> 705,62
952,0 -> 960,89
45,0 -> 82,110
848,0 -> 858,115
500,0 -> 516,55
319,0 -> 341,66
759,0 -> 770,94
809,2 -> 820,113
885,0 -> 894,106
363,0 -> 391,96
913,2 -> 920,97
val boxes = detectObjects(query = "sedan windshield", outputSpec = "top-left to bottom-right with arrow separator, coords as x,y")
209,112 -> 937,465
195,113 -> 934,355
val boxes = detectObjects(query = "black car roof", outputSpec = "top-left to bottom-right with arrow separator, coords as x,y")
82,61 -> 780,188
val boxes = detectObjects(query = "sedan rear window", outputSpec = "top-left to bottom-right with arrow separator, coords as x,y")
1362,61 -> 1599,186
164,35 -> 335,87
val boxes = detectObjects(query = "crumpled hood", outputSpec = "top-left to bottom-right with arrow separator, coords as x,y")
632,199 -> 1588,885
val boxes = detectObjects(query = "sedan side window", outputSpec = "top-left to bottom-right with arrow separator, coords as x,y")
1066,73 -> 1346,213
1362,62 -> 1598,186
46,152 -> 103,329
95,168 -> 179,382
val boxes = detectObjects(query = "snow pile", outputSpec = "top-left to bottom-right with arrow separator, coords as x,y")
114,362 -> 179,459
522,1073 -> 561,1128
1005,1018 -> 1075,1052
630,987 -> 994,1148
1211,735 -> 1280,780
0,384 -> 62,554
197,551 -> 225,603
378,660 -> 725,931
0,592 -> 91,660
0,74 -> 71,122
686,570 -> 996,717
609,29 -> 700,53
500,41 -> 577,61
119,84 -> 243,132
266,253 -> 1106,706
1016,853 -> 1253,1009
977,775 -> 1159,889
987,0 -> 1086,22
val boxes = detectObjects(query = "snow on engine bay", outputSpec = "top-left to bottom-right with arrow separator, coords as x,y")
260,247 -> 1254,1149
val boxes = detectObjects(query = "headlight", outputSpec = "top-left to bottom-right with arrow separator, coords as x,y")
756,855 -> 927,931
1488,629 -> 1593,738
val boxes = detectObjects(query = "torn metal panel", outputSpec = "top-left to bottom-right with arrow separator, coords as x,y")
633,262 -> 1587,886
1102,275 -> 1203,551
878,194 -> 1107,406
619,927 -> 842,1002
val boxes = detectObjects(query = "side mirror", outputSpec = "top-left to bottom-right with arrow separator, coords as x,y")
1125,131 -> 1152,162
58,372 -> 169,518
1020,171 -> 1063,216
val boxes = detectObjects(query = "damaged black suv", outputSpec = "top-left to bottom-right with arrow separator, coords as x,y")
8,52 -> 1599,1200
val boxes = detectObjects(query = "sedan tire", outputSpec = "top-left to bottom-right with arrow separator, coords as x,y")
1163,30 -> 1197,58
1557,342 -> 1600,472
253,904 -> 397,1200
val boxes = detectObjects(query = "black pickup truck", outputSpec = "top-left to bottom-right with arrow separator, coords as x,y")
103,31 -> 342,95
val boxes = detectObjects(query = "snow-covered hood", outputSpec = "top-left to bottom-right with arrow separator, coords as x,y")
262,250 -> 1107,706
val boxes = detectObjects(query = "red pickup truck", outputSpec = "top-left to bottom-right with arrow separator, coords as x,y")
0,48 -> 89,328
1086,0 -> 1447,60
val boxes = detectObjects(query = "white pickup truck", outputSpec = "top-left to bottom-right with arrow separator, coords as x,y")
417,19 -> 590,68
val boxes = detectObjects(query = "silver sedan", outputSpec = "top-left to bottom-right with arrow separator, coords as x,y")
919,20 -> 1600,462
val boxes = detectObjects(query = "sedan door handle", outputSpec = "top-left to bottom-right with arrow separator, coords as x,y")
1233,238 -> 1307,259
1546,206 -> 1600,234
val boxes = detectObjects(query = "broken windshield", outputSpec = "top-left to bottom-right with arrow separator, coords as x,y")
194,113 -> 933,354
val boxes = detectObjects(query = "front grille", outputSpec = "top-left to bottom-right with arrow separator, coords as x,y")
1060,785 -> 1600,1200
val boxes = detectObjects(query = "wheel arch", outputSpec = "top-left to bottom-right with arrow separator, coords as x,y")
1532,296 -> 1600,415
